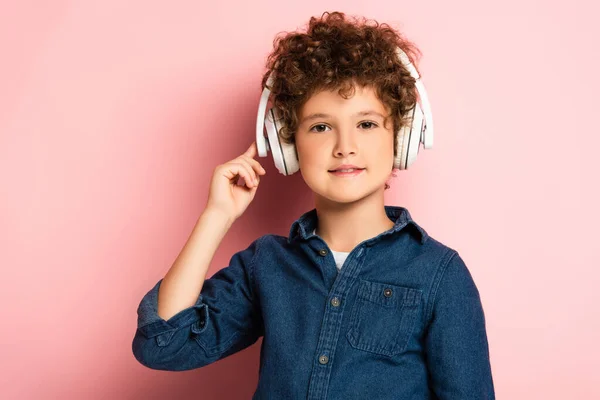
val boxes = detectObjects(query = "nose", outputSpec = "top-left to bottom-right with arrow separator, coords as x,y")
333,129 -> 358,158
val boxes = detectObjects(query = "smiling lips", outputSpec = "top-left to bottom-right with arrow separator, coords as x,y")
328,164 -> 365,177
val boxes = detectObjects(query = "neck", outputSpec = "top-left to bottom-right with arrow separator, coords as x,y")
313,189 -> 395,252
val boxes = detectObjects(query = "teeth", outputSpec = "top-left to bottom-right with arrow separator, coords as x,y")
337,169 -> 356,172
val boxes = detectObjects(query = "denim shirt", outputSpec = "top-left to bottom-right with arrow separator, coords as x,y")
132,206 -> 495,399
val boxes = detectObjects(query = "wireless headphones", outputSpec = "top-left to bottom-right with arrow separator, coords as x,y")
255,47 -> 434,175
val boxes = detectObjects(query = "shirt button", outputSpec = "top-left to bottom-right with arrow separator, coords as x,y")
318,355 -> 329,364
383,288 -> 393,297
330,297 -> 340,307
318,249 -> 328,256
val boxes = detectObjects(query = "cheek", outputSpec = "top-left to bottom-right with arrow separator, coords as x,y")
369,137 -> 395,157
296,141 -> 317,173
369,138 -> 395,172
296,139 -> 323,165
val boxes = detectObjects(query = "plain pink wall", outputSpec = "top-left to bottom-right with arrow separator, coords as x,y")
1,0 -> 598,398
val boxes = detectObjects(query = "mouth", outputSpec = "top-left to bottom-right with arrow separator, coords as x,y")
328,168 -> 366,177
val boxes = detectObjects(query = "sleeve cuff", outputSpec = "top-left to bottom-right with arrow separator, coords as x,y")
136,279 -> 208,341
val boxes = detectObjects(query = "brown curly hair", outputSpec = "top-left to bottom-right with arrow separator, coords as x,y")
260,11 -> 423,189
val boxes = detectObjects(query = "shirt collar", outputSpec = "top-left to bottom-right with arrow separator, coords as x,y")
287,205 -> 428,245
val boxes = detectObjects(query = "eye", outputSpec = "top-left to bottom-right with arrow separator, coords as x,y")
309,124 -> 331,133
359,121 -> 378,129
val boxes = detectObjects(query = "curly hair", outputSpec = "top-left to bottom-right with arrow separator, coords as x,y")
260,11 -> 423,189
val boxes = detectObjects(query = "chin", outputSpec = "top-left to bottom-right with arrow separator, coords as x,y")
313,184 -> 383,206
302,169 -> 388,203
324,193 -> 364,205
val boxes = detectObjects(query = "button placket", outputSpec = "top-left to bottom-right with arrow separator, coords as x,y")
305,246 -> 369,399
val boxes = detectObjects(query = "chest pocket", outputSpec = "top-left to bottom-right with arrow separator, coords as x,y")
346,279 -> 422,357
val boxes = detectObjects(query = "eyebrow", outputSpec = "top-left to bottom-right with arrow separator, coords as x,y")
299,110 -> 386,125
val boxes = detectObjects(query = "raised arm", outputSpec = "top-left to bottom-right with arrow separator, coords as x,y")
132,142 -> 267,371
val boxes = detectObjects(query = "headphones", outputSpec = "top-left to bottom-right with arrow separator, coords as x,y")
255,47 -> 434,175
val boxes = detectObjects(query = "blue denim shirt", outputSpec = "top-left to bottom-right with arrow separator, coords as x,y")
132,206 -> 495,399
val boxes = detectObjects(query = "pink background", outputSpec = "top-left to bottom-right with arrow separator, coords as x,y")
1,1 -> 598,399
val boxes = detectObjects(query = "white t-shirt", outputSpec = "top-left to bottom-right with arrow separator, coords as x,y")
313,229 -> 350,271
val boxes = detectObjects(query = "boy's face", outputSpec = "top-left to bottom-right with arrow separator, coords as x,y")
295,83 -> 395,205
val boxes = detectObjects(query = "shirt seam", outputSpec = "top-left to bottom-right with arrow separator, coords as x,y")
425,249 -> 458,323
247,235 -> 265,304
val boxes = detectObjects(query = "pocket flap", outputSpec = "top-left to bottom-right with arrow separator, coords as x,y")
357,279 -> 421,307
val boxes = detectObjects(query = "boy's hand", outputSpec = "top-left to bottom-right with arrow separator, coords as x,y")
205,142 -> 266,222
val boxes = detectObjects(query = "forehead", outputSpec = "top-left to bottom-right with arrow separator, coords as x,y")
299,84 -> 387,117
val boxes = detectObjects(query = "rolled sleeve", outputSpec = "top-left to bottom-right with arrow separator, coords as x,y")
424,251 -> 496,399
132,237 -> 264,371
135,279 -> 208,346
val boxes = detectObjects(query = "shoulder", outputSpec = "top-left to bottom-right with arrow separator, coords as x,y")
420,232 -> 475,286
418,236 -> 482,322
398,227 -> 481,314
241,233 -> 295,262
251,233 -> 289,249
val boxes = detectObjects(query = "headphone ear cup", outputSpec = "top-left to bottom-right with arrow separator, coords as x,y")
405,104 -> 424,169
394,108 -> 413,170
265,107 -> 299,175
280,140 -> 299,175
394,104 -> 424,170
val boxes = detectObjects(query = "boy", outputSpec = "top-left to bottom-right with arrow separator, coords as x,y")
132,11 -> 495,399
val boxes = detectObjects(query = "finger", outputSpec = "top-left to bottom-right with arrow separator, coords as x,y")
230,165 -> 254,189
239,154 -> 266,175
244,141 -> 257,159
231,161 -> 257,187
237,157 -> 262,183
218,162 -> 254,188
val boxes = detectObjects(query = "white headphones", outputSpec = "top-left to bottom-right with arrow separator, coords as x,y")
255,47 -> 434,175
